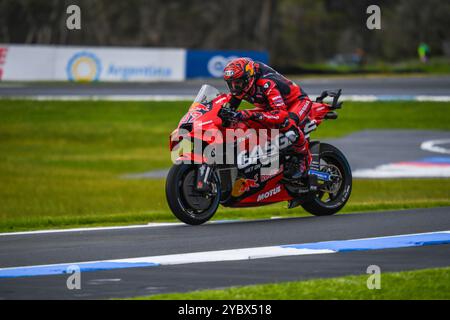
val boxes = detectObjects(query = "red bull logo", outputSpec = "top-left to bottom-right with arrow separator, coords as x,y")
232,178 -> 259,197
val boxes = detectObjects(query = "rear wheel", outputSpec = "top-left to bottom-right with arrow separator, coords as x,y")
165,164 -> 221,225
301,143 -> 352,216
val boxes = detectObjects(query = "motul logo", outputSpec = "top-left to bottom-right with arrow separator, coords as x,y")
257,185 -> 281,202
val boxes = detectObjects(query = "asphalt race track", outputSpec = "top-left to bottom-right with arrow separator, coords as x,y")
0,207 -> 449,299
326,130 -> 450,178
1,76 -> 449,299
326,130 -> 450,170
124,129 -> 450,179
1,76 -> 450,98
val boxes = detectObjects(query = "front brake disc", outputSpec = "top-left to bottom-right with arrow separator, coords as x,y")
182,170 -> 213,211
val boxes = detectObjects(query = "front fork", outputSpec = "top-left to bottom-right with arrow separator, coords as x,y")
195,164 -> 213,192
307,142 -> 321,191
308,142 -> 336,189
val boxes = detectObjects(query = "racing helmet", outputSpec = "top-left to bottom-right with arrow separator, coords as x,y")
223,57 -> 256,95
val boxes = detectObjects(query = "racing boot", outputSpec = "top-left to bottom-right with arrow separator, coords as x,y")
284,136 -> 310,180
284,154 -> 308,180
280,116 -> 310,180
286,153 -> 311,209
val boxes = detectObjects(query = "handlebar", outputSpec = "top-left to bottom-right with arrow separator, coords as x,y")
218,107 -> 234,120
316,89 -> 343,110
218,107 -> 240,127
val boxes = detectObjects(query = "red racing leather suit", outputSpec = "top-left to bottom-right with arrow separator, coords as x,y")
227,62 -> 312,155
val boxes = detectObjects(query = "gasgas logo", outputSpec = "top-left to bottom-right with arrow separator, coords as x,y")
237,135 -> 291,169
257,185 -> 281,202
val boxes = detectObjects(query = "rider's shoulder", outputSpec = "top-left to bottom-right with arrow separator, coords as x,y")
256,78 -> 276,91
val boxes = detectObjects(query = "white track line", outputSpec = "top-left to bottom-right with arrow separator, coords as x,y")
2,95 -> 450,102
0,222 -> 184,237
1,230 -> 449,278
353,164 -> 450,178
0,219 -> 248,237
0,95 -> 195,101
116,247 -> 334,265
421,139 -> 450,155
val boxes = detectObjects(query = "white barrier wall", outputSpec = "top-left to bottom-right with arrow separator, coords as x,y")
0,46 -> 55,81
0,44 -> 186,82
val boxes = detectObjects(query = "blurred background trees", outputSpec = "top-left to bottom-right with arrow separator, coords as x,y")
1,0 -> 449,69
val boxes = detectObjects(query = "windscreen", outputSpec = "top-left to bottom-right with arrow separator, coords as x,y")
180,85 -> 221,125
192,84 -> 220,106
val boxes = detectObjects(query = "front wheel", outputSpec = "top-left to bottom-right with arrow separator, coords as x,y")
165,164 -> 221,225
301,143 -> 352,216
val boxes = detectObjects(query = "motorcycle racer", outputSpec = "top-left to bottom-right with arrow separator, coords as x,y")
223,57 -> 312,179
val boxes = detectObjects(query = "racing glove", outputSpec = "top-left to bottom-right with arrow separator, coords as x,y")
219,108 -> 251,122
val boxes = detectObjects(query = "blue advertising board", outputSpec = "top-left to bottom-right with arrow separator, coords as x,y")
186,50 -> 269,78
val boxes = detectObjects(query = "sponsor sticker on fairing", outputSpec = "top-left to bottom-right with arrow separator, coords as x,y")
257,185 -> 281,202
298,101 -> 311,118
231,178 -> 259,197
260,165 -> 283,182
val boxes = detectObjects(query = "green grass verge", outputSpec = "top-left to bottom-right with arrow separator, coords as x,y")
298,57 -> 450,75
0,178 -> 448,232
0,100 -> 449,232
131,267 -> 450,300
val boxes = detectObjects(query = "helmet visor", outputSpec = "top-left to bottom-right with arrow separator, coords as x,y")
226,78 -> 248,95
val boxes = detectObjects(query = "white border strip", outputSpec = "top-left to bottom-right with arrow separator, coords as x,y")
421,139 -> 450,155
1,95 -> 450,102
1,230 -> 449,278
0,222 -> 183,237
0,219 -> 247,237
0,95 -> 195,101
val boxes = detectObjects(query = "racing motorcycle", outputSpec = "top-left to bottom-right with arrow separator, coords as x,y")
166,84 -> 352,225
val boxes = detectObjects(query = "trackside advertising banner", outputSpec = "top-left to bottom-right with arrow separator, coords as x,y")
185,50 -> 269,78
0,45 -> 55,81
0,44 -> 186,82
0,45 -> 269,81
